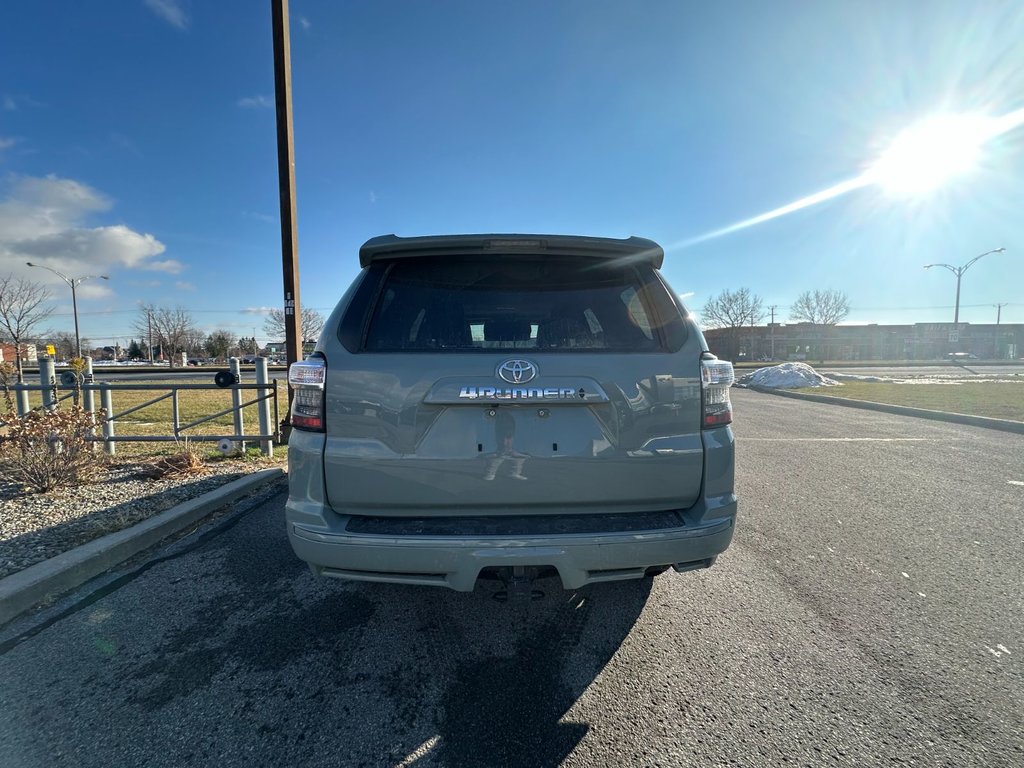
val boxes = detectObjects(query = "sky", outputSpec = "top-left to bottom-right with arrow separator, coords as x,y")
1,0 -> 1023,352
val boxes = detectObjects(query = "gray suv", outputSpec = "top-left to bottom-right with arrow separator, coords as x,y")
286,234 -> 737,592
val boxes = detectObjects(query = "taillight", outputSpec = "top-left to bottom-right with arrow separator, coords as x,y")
288,355 -> 326,432
700,357 -> 735,428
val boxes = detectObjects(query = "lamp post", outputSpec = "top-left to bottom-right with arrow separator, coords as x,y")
924,248 -> 1006,329
26,263 -> 109,358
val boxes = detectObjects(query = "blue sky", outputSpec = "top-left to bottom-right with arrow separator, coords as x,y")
1,0 -> 1022,350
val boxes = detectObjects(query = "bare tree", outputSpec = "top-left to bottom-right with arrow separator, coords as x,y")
0,274 -> 54,381
790,289 -> 851,362
701,288 -> 765,360
44,330 -> 80,362
133,305 -> 197,368
183,327 -> 208,358
205,329 -> 236,362
262,307 -> 325,344
790,289 -> 850,325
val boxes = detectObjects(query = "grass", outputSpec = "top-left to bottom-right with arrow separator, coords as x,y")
793,381 -> 1024,422
6,378 -> 290,461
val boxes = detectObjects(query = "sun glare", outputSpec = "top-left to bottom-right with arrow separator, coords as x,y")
866,113 -> 994,196
673,106 -> 1024,250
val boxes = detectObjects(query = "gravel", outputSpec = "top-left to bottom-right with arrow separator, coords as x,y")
0,460 -> 261,579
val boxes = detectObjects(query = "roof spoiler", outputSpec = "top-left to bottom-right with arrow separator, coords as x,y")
358,234 -> 665,269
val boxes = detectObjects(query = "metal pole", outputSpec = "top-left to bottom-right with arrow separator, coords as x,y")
14,382 -> 29,417
953,269 -> 962,328
230,356 -> 245,451
995,303 -> 1006,359
171,389 -> 180,440
101,383 -> 115,456
39,358 -> 56,411
255,357 -> 273,457
272,0 -> 303,410
71,280 -> 81,358
24,264 -> 106,360
148,310 -> 154,364
769,305 -> 777,360
83,356 -> 96,451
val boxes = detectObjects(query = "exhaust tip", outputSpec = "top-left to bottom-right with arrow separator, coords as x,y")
672,557 -> 716,574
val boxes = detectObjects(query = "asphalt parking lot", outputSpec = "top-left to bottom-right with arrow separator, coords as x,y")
1,389 -> 1022,767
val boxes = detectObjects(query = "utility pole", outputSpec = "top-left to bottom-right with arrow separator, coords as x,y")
272,0 -> 303,399
994,303 -> 1008,359
147,309 -> 154,364
769,305 -> 778,360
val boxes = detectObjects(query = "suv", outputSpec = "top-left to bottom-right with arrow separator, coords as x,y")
286,234 -> 737,592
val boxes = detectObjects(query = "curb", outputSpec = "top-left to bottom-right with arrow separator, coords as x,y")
0,468 -> 285,626
746,386 -> 1024,434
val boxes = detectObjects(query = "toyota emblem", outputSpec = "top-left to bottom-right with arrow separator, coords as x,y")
497,359 -> 538,384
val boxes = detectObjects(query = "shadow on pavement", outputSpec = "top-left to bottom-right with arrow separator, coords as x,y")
0,496 -> 652,768
125,569 -> 652,767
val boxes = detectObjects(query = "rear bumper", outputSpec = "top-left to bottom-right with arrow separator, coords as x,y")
285,506 -> 735,591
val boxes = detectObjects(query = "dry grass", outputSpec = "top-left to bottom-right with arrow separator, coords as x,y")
140,440 -> 209,479
794,381 -> 1024,421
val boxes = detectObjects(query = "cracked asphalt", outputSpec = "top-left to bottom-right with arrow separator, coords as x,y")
1,389 -> 1022,767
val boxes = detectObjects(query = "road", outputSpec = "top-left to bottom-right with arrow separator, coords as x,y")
1,390 -> 1022,767
85,366 -> 287,383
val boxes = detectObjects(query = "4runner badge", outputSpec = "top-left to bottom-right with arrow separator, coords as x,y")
458,359 -> 585,400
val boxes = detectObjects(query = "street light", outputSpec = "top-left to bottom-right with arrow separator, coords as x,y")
25,263 -> 109,358
923,247 -> 1006,329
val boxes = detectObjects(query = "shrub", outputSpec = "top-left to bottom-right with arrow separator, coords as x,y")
0,405 -> 102,493
0,361 -> 15,413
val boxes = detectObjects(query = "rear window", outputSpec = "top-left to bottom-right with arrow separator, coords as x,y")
357,257 -> 685,352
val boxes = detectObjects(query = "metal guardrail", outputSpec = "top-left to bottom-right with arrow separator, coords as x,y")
4,356 -> 280,457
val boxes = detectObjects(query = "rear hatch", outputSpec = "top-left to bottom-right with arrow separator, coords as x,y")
320,236 -> 705,518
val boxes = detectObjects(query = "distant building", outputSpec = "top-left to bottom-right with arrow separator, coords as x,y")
703,322 -> 1023,362
0,342 -> 38,365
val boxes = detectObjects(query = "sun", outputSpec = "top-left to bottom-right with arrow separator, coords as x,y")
866,113 -> 996,196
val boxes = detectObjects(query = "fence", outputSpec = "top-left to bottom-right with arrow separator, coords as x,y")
3,356 -> 280,457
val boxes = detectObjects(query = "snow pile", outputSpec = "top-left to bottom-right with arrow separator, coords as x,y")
735,362 -> 840,389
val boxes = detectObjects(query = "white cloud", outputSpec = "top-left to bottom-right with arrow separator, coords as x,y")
2,96 -> 15,111
679,291 -> 696,300
145,258 -> 184,274
241,306 -> 275,315
0,136 -> 18,152
237,95 -> 273,109
369,191 -> 377,204
0,174 -> 177,292
299,16 -> 311,31
144,0 -> 188,30
75,283 -> 115,301
174,280 -> 196,291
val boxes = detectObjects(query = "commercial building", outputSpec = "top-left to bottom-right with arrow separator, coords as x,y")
703,322 -> 1023,362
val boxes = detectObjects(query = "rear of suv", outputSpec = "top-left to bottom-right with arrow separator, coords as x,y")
286,234 -> 737,591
